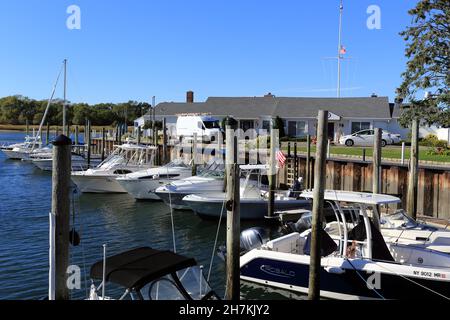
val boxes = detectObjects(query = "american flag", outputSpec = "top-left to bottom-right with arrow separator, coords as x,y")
276,150 -> 286,168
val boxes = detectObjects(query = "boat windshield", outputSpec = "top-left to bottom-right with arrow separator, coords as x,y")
164,158 -> 190,168
99,155 -> 126,169
199,169 -> 224,179
380,209 -> 418,229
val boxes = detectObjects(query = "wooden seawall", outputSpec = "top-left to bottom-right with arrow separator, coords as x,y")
278,155 -> 450,220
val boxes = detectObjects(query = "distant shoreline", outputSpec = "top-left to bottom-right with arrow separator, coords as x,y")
0,124 -> 121,132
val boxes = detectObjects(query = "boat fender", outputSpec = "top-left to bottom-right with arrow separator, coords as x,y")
325,266 -> 345,274
69,229 -> 81,246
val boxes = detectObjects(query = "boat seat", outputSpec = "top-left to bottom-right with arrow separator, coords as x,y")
303,230 -> 338,257
266,233 -> 301,254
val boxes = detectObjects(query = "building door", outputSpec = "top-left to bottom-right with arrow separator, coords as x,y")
328,123 -> 335,141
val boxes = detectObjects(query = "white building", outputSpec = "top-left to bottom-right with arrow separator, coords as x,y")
136,92 -> 412,142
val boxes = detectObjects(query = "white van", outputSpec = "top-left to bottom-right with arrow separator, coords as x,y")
176,115 -> 222,142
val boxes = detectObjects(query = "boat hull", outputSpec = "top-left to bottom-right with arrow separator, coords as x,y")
240,251 -> 450,299
184,195 -> 311,220
116,178 -> 165,200
155,191 -> 197,209
71,174 -> 127,193
2,149 -> 29,160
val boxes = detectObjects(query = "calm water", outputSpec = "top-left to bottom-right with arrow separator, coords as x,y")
0,131 -> 303,300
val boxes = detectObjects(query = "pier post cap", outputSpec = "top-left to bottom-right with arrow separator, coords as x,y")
52,134 -> 72,146
223,116 -> 238,130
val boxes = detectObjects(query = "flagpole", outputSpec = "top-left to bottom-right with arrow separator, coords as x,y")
337,0 -> 343,98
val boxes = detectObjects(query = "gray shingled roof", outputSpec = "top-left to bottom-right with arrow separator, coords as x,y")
154,96 -> 391,119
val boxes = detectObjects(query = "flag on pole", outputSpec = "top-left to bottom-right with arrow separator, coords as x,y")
340,45 -> 347,55
276,150 -> 286,168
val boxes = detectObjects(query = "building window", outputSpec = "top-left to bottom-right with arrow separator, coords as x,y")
288,121 -> 307,137
262,120 -> 271,131
351,121 -> 371,134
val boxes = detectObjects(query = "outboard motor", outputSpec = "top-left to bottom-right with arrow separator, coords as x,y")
240,227 -> 269,253
216,227 -> 269,262
282,211 -> 313,234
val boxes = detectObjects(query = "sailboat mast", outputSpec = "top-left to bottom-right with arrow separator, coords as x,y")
337,0 -> 343,98
63,59 -> 67,135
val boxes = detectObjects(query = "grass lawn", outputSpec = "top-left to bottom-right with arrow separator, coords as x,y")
286,145 -> 450,163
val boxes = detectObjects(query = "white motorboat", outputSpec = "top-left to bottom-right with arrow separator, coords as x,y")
183,165 -> 310,220
71,142 -> 157,193
240,191 -> 450,299
32,153 -> 102,172
87,247 -> 220,300
380,209 -> 450,254
116,159 -> 194,200
154,160 -> 225,210
0,136 -> 46,160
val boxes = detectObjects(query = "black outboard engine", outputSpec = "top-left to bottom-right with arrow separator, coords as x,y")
282,211 -> 313,234
216,227 -> 269,262
240,227 -> 269,253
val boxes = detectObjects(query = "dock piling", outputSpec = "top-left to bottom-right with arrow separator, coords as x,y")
49,134 -> 72,300
407,118 -> 419,220
225,123 -> 240,301
306,135 -> 311,189
268,126 -> 277,218
308,110 -> 328,300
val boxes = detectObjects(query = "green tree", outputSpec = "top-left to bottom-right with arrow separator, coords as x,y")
397,0 -> 450,127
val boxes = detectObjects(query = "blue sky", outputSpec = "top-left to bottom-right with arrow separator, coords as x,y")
0,0 -> 418,104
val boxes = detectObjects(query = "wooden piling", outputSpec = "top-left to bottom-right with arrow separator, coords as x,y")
373,128 -> 382,194
225,125 -> 240,301
192,133 -> 198,176
50,135 -> 72,300
87,121 -> 92,167
407,118 -> 419,219
46,123 -> 50,145
102,128 -> 106,161
26,119 -> 29,136
294,142 -> 298,180
306,135 -> 311,189
308,110 -> 328,301
267,127 -> 277,218
162,118 -> 168,165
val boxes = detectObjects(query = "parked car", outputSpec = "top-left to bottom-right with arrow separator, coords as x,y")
176,115 -> 222,142
339,129 -> 401,147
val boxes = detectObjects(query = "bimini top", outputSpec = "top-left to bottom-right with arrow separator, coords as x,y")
300,190 -> 401,205
90,247 -> 196,290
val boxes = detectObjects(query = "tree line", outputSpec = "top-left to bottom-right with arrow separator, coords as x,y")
0,95 -> 151,126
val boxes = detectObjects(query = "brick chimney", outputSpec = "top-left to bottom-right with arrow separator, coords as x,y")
186,91 -> 194,103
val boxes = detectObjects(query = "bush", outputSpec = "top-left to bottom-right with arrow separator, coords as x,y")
421,134 -> 448,148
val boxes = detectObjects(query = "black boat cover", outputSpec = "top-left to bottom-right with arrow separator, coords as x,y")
90,247 -> 197,290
